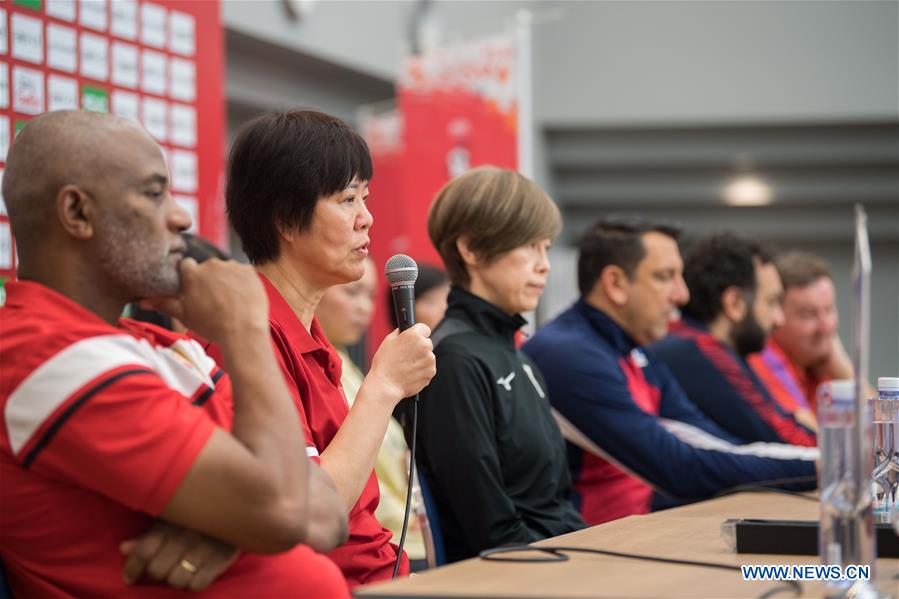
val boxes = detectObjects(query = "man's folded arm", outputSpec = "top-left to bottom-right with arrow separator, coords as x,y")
159,321 -> 338,554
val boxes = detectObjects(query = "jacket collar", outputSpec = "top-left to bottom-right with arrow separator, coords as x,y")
677,315 -> 710,333
572,298 -> 640,356
672,316 -> 754,366
444,286 -> 527,345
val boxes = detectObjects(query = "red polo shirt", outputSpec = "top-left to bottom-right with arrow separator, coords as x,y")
202,273 -> 408,587
748,339 -> 824,417
573,351 -> 661,525
0,280 -> 349,599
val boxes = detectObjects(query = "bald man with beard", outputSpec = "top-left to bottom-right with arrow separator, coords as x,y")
0,111 -> 350,598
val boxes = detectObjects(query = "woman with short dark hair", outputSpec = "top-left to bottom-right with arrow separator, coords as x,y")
207,110 -> 436,586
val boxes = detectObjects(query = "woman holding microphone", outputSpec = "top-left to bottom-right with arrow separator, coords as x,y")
212,110 -> 436,586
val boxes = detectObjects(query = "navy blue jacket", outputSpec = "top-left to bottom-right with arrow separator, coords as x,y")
651,318 -> 816,446
522,300 -> 817,523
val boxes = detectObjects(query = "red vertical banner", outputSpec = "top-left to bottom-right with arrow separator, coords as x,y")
360,33 -> 520,349
397,33 -> 519,265
0,0 -> 225,295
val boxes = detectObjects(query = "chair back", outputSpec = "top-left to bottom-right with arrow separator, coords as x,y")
416,472 -> 446,567
0,560 -> 13,599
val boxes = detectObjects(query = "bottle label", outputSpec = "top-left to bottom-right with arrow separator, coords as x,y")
820,410 -> 854,427
895,407 -> 899,449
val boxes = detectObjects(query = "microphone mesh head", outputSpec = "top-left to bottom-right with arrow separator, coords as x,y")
384,254 -> 418,286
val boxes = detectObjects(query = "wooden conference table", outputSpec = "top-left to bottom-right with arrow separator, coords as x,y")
357,493 -> 899,598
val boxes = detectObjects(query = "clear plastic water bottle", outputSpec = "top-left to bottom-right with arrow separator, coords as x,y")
871,377 -> 897,470
818,379 -> 875,592
872,377 -> 899,525
895,399 -> 899,537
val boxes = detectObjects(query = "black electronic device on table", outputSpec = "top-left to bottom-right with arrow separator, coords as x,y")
729,519 -> 899,558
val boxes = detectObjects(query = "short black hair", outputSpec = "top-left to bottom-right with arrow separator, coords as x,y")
577,216 -> 681,296
681,232 -> 772,324
226,110 -> 373,264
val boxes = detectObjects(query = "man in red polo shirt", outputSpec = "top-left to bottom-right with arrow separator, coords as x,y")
748,251 -> 853,420
0,111 -> 350,597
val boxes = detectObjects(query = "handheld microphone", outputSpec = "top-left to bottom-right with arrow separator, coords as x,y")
384,254 -> 420,579
385,254 -> 418,332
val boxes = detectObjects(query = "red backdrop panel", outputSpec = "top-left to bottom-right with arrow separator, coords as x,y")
0,0 -> 224,287
363,35 -> 519,354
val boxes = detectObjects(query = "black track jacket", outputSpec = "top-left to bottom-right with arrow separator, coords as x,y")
401,287 -> 585,563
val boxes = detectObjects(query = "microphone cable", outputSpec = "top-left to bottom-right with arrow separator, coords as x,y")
392,395 -> 419,579
474,479 -> 823,596
478,545 -> 802,598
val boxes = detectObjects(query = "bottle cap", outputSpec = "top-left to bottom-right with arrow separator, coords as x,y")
877,377 -> 899,392
818,379 -> 856,405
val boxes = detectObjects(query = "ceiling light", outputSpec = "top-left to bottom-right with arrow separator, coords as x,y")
723,175 -> 772,206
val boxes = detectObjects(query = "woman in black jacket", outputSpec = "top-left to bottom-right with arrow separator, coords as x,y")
404,166 -> 585,563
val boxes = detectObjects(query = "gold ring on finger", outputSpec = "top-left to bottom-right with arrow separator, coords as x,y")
179,559 -> 198,574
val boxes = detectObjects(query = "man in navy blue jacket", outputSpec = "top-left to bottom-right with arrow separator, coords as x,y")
523,218 -> 817,526
651,233 -> 817,447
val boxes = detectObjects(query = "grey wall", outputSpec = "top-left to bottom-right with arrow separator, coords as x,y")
223,0 -> 410,81
534,0 -> 899,126
225,31 -> 393,133
223,0 -> 543,80
224,0 -> 899,125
